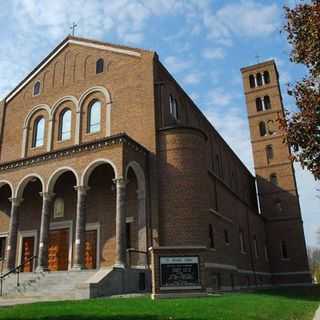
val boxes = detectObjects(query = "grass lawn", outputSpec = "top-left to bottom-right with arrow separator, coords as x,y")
0,286 -> 319,320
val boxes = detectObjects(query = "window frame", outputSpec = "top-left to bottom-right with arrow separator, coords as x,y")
58,108 -> 72,141
96,58 -> 104,74
259,121 -> 267,136
32,116 -> 45,148
33,80 -> 41,96
87,100 -> 102,134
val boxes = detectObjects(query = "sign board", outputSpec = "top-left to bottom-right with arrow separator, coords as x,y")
160,256 -> 200,288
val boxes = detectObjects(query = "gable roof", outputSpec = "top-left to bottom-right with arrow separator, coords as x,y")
4,36 -> 154,103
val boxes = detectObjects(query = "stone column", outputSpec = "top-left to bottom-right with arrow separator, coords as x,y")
72,185 -> 89,270
137,189 -> 147,266
6,198 -> 22,270
37,192 -> 54,271
114,177 -> 128,268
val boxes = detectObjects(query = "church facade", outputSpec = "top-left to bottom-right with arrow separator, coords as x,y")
0,36 -> 311,298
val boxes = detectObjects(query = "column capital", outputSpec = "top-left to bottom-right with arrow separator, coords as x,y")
9,197 -> 23,206
39,192 -> 55,201
113,177 -> 129,187
74,185 -> 90,195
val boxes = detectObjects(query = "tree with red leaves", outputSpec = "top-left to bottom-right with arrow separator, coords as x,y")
281,0 -> 320,180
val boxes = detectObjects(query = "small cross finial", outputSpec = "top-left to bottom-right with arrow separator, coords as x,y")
70,22 -> 78,36
255,54 -> 261,63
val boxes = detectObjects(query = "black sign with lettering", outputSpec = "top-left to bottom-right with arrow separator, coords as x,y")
160,256 -> 200,287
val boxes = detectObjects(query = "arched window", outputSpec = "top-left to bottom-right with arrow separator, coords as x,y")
256,97 -> 263,112
263,71 -> 270,84
249,74 -> 255,88
256,73 -> 263,86
266,144 -> 274,161
96,58 -> 104,74
169,95 -> 178,120
270,173 -> 278,185
264,96 -> 271,110
88,100 -> 101,133
32,117 -> 45,147
259,121 -> 267,136
59,109 -> 72,141
33,81 -> 41,96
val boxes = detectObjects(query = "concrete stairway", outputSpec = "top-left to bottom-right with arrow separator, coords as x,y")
1,270 -> 97,301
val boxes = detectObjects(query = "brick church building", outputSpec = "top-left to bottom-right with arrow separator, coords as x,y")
0,36 -> 311,298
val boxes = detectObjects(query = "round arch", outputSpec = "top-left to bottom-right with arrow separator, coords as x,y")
78,86 -> 111,112
51,96 -> 78,118
21,104 -> 51,157
76,86 -> 112,143
47,167 -> 80,193
23,104 -> 51,128
81,159 -> 118,187
125,161 -> 146,196
15,173 -> 45,198
0,180 -> 14,196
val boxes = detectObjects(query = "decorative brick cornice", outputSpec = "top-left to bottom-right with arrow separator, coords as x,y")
0,133 -> 148,173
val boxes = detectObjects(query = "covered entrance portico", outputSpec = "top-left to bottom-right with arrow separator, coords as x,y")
0,134 -> 149,274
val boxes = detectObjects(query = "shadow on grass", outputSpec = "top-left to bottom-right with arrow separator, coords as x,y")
254,285 -> 320,302
2,317 -> 191,320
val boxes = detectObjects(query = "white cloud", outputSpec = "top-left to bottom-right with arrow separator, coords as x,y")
207,88 -> 234,107
203,1 -> 280,46
163,56 -> 192,73
204,103 -> 254,171
202,48 -> 225,60
183,72 -> 202,85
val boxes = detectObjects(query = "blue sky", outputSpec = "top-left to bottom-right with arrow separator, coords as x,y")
0,0 -> 318,246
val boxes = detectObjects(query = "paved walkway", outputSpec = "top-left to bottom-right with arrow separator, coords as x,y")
314,305 -> 320,320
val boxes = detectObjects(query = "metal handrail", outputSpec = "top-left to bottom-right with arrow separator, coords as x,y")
126,249 -> 149,267
0,255 -> 37,296
0,258 -> 6,277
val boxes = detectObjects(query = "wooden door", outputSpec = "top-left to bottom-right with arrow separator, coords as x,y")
84,230 -> 97,269
48,229 -> 69,271
21,237 -> 34,272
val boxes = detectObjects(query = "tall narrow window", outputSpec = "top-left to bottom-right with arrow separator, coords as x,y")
256,73 -> 263,86
33,81 -> 41,96
0,237 -> 6,259
96,58 -> 104,74
59,109 -> 72,141
253,235 -> 259,258
224,229 -> 229,245
266,144 -> 274,161
264,244 -> 269,262
263,71 -> 270,84
126,222 -> 131,249
249,74 -> 255,88
256,97 -> 263,112
270,173 -> 278,185
169,95 -> 178,120
32,117 -> 45,147
209,224 -> 215,249
88,100 -> 101,133
240,230 -> 246,253
275,199 -> 283,213
259,121 -> 267,136
264,95 -> 271,110
281,240 -> 288,259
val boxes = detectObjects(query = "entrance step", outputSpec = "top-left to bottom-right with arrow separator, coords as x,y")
1,270 -> 97,301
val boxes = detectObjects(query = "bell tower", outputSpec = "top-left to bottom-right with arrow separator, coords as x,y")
241,60 -> 311,285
